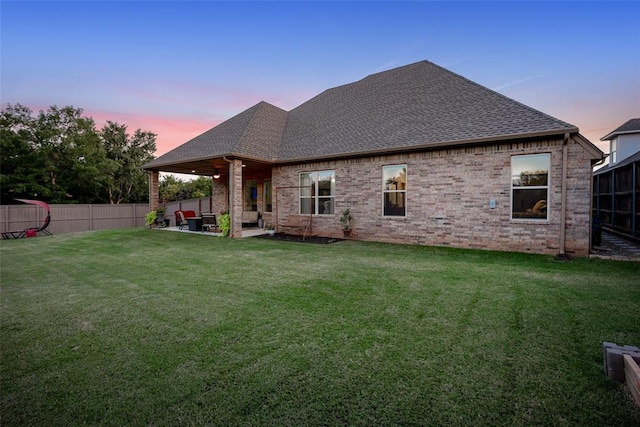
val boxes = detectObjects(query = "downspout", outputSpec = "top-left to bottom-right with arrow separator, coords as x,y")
559,133 -> 569,257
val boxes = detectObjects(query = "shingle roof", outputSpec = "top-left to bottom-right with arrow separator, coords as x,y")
600,118 -> 640,141
278,61 -> 576,160
143,60 -> 579,170
143,101 -> 286,169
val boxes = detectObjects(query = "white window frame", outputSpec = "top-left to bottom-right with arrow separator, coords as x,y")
510,153 -> 550,221
610,139 -> 617,164
382,164 -> 407,217
299,170 -> 335,215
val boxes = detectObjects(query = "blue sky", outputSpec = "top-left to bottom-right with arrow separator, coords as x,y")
2,1 -> 639,155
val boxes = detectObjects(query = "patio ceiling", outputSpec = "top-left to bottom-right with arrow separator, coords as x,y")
149,157 -> 274,178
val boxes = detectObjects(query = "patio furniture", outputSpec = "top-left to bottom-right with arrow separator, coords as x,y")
2,199 -> 53,239
279,215 -> 313,239
187,217 -> 203,232
201,213 -> 218,232
176,210 -> 197,230
242,211 -> 259,227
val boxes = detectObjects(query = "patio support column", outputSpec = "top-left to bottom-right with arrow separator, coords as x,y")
149,171 -> 160,211
229,159 -> 243,238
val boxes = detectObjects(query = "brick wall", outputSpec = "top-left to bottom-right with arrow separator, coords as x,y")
272,137 -> 594,256
149,171 -> 160,211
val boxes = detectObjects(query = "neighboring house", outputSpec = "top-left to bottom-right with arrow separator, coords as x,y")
142,61 -> 603,256
593,119 -> 640,241
600,118 -> 640,166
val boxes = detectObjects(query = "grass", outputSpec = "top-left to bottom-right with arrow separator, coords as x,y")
1,228 -> 639,426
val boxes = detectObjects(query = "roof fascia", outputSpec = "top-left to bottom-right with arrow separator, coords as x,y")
273,128 -> 579,165
142,152 -> 277,171
143,128 -> 590,170
572,133 -> 605,161
600,129 -> 640,141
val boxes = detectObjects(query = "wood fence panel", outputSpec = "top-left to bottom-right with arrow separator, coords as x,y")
1,203 -> 149,236
1,205 -> 40,234
1,199 -> 219,236
51,205 -> 91,234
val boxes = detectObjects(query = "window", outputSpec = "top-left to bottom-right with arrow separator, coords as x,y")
244,180 -> 257,211
383,164 -> 407,217
299,170 -> 335,215
511,154 -> 549,220
610,140 -> 617,164
263,180 -> 272,213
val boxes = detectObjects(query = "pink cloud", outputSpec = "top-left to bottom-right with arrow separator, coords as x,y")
87,110 -> 219,156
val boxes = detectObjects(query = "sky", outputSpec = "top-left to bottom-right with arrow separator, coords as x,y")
2,1 -> 639,158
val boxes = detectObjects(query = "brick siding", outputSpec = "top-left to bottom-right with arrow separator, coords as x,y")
271,137 -> 593,256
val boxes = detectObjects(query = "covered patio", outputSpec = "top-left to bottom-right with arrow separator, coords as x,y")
142,102 -> 286,238
146,156 -> 274,238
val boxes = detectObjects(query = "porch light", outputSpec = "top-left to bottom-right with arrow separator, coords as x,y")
213,169 -> 220,179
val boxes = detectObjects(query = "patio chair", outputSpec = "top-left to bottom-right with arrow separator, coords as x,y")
2,199 -> 53,239
201,213 -> 218,232
178,211 -> 188,230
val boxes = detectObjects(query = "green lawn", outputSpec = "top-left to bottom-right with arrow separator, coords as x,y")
1,229 -> 639,426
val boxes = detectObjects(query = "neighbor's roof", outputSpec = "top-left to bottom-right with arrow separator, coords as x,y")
143,60 -> 580,170
593,150 -> 640,175
600,118 -> 640,141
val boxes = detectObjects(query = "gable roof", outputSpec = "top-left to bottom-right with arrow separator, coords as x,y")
600,118 -> 640,141
143,60 -> 583,171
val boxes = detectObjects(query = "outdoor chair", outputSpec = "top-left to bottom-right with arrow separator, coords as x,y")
201,213 -> 218,232
178,211 -> 188,230
2,199 -> 53,239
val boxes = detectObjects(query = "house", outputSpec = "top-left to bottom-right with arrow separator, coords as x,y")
599,118 -> 640,166
142,60 -> 604,256
593,118 -> 640,241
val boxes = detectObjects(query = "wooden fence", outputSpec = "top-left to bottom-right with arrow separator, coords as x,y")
0,198 -> 218,236
0,203 -> 150,236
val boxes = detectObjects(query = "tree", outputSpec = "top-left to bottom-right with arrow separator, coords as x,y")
0,104 -> 48,203
187,176 -> 213,200
99,121 -> 156,204
159,174 -> 183,202
0,103 -> 157,205
159,175 -> 213,202
33,106 -> 106,203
